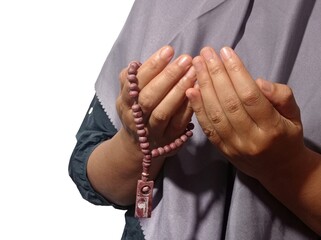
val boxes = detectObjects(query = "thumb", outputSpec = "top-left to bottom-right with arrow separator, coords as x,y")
256,78 -> 301,123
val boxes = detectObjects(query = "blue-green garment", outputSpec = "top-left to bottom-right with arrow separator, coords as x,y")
69,96 -> 144,239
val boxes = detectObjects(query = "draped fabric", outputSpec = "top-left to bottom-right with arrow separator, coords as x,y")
95,0 -> 321,239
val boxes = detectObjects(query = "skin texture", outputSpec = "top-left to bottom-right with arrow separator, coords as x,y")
186,46 -> 321,235
87,46 -> 196,206
87,44 -> 321,235
127,61 -> 194,160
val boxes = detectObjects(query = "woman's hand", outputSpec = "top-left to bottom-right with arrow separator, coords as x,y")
186,46 -> 321,235
186,46 -> 304,180
87,46 -> 196,206
117,45 -> 196,153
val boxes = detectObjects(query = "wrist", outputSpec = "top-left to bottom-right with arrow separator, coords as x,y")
258,146 -> 321,234
117,127 -> 145,163
116,127 -> 166,179
258,145 -> 310,193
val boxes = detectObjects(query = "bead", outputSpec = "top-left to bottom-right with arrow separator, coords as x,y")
157,147 -> 165,155
139,136 -> 148,143
127,74 -> 138,82
132,104 -> 141,112
133,111 -> 143,118
142,172 -> 149,177
164,145 -> 171,153
136,123 -> 145,130
180,135 -> 188,142
140,142 -> 150,149
144,155 -> 152,160
128,66 -> 138,75
128,61 -> 193,218
129,61 -> 140,69
185,130 -> 193,137
137,129 -> 146,136
170,142 -> 177,150
151,149 -> 159,157
143,162 -> 151,168
129,91 -> 139,98
141,149 -> 150,154
134,117 -> 144,124
129,82 -> 139,91
187,122 -> 195,130
175,138 -> 183,147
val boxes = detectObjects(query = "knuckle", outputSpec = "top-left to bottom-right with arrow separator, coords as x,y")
240,88 -> 261,106
197,78 -> 213,89
282,85 -> 294,102
270,114 -> 283,129
138,93 -> 153,112
223,96 -> 242,114
203,128 -> 222,145
193,104 -> 204,116
208,65 -> 225,76
171,120 -> 185,132
272,84 -> 295,108
246,144 -> 261,157
208,110 -> 224,125
119,68 -> 127,86
203,128 -> 215,138
151,109 -> 169,123
147,57 -> 159,72
163,66 -> 178,80
237,138 -> 262,157
173,80 -> 186,94
228,63 -> 243,73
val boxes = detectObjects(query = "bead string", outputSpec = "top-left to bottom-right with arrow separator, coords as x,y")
127,61 -> 194,217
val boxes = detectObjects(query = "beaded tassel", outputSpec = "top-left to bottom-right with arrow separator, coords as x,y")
126,61 -> 194,218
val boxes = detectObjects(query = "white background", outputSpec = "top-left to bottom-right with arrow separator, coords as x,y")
0,1 -> 134,239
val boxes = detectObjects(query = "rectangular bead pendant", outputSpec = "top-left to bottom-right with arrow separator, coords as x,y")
135,180 -> 154,218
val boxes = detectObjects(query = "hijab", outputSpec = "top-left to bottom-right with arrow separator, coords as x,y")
95,0 -> 321,239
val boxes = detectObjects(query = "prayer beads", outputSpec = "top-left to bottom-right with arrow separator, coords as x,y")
127,61 -> 194,218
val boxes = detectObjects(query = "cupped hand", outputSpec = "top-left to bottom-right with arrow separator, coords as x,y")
186,46 -> 304,181
116,46 -> 196,151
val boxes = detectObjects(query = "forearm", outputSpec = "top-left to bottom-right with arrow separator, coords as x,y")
87,127 -> 165,206
259,147 -> 321,235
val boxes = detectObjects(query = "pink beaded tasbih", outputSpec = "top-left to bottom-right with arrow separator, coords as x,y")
127,61 -> 194,218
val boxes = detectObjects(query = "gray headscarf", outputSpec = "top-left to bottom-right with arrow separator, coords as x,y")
95,0 -> 321,239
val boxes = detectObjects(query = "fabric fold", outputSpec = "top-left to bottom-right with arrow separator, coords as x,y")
94,0 -> 321,239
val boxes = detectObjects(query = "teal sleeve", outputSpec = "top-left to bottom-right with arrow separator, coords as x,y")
68,95 -> 124,208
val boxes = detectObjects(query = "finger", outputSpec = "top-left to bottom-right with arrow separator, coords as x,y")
149,66 -> 196,133
118,46 -> 175,108
139,54 -> 192,114
219,47 -> 280,130
118,67 -> 128,91
199,47 -> 253,136
165,98 -> 194,140
256,78 -> 301,124
186,87 -> 222,146
136,45 -> 175,89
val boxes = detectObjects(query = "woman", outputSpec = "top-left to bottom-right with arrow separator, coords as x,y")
69,0 -> 321,239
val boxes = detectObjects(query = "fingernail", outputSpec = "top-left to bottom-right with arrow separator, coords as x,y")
185,66 -> 196,79
220,47 -> 232,60
193,57 -> 203,71
185,89 -> 193,99
160,46 -> 173,60
260,79 -> 272,92
178,55 -> 191,67
201,48 -> 215,62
